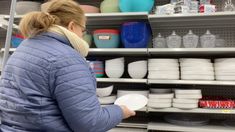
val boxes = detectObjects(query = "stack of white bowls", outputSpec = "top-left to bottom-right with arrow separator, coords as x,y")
180,58 -> 214,80
215,58 -> 235,81
148,59 -> 180,80
105,57 -> 124,78
97,85 -> 117,105
128,60 -> 147,79
117,90 -> 149,98
148,92 -> 174,109
173,89 -> 202,109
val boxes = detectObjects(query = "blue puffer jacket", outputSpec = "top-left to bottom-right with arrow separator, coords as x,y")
0,32 -> 123,132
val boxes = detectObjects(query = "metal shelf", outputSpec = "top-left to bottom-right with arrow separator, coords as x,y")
89,48 -> 148,56
149,12 -> 235,28
148,48 -> 235,57
148,79 -> 235,86
148,122 -> 235,132
118,122 -> 148,129
96,78 -> 147,84
4,12 -> 149,26
148,108 -> 235,114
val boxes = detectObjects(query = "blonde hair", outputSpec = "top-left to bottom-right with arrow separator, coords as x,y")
19,0 -> 85,38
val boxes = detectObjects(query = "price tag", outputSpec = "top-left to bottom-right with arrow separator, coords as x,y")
221,110 -> 231,113
98,35 -> 111,40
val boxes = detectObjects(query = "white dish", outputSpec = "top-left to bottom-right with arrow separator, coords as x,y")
148,98 -> 172,103
96,85 -> 114,97
181,67 -> 214,71
181,71 -> 214,75
180,63 -> 213,68
175,89 -> 201,95
150,88 -> 172,93
148,63 -> 179,68
114,94 -> 148,111
148,102 -> 172,109
216,75 -> 235,81
117,90 -> 149,98
149,71 -> 180,75
181,75 -> 214,80
98,95 -> 117,105
148,67 -> 179,71
173,103 -> 198,109
128,68 -> 147,79
148,73 -> 180,80
173,98 -> 199,104
215,58 -> 235,63
105,69 -> 124,78
175,94 -> 202,99
149,93 -> 174,99
215,72 -> 235,76
179,58 -> 211,63
148,59 -> 178,63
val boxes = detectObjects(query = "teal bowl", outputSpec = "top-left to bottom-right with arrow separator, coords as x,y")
119,0 -> 154,12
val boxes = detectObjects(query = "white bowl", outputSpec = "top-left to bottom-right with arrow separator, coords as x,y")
181,75 -> 214,80
175,94 -> 202,99
173,98 -> 199,104
149,93 -> 174,99
105,57 -> 124,64
128,69 -> 147,79
117,90 -> 149,98
148,98 -> 172,103
128,61 -> 147,67
148,102 -> 172,109
98,95 -> 117,105
105,69 -> 124,78
173,103 -> 198,109
148,59 -> 178,64
150,88 -> 172,93
96,85 -> 114,97
16,1 -> 41,15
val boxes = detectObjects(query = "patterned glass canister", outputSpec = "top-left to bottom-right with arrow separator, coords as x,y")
153,33 -> 166,48
200,30 -> 216,48
166,31 -> 182,48
183,30 -> 199,48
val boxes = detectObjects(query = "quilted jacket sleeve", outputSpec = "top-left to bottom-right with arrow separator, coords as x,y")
49,55 -> 123,132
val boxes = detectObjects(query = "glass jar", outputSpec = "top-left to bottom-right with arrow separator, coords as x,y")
153,33 -> 166,48
200,30 -> 216,48
166,31 -> 182,48
183,30 -> 199,48
215,35 -> 226,47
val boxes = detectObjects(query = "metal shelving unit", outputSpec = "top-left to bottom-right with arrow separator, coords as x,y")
148,122 -> 235,132
148,79 -> 235,86
88,48 -> 148,56
148,108 -> 235,114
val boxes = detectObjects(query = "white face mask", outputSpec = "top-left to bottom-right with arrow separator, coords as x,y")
48,25 -> 90,57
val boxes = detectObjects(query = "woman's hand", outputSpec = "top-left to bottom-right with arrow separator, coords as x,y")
120,105 -> 136,119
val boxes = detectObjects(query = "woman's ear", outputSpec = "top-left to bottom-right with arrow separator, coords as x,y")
67,21 -> 75,31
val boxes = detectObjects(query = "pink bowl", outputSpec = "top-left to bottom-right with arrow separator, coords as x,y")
80,5 -> 100,13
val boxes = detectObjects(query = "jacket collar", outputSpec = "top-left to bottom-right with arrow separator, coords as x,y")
40,32 -> 72,47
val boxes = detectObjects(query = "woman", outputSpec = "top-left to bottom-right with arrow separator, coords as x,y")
0,0 -> 135,131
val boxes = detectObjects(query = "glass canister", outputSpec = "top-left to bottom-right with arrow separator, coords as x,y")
183,30 -> 199,48
153,33 -> 166,48
215,35 -> 226,47
166,31 -> 182,48
200,30 -> 216,48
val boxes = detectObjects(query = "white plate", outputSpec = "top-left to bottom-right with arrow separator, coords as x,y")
175,89 -> 201,94
173,98 -> 199,104
148,102 -> 172,109
148,98 -> 172,103
98,95 -> 117,105
181,75 -> 214,80
148,67 -> 179,71
180,63 -> 213,68
175,94 -> 202,99
150,88 -> 172,93
215,58 -> 235,63
149,93 -> 174,99
215,72 -> 235,76
148,63 -> 179,68
173,103 -> 198,109
149,71 -> 180,75
181,67 -> 214,71
216,75 -> 235,81
114,94 -> 148,111
179,58 -> 211,63
181,71 -> 214,75
148,59 -> 178,63
117,90 -> 149,98
148,74 -> 180,80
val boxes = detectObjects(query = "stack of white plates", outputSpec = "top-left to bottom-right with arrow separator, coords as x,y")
148,93 -> 174,109
173,89 -> 202,109
148,59 -> 180,80
215,58 -> 235,81
180,58 -> 214,80
117,90 -> 149,98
